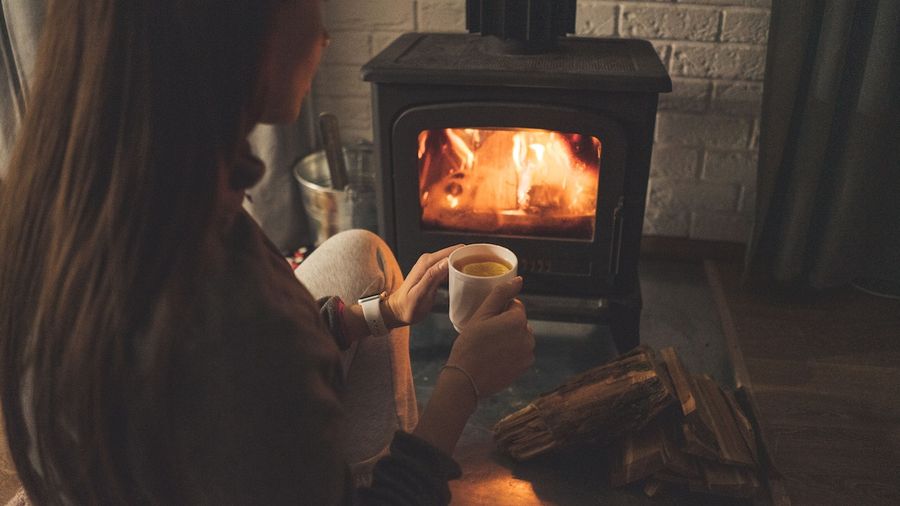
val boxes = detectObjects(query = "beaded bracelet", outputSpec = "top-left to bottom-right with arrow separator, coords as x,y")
440,364 -> 480,403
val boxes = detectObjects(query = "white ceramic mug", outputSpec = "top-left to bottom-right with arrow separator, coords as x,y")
448,244 -> 518,332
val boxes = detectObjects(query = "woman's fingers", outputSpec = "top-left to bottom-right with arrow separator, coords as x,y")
447,289 -> 533,398
413,260 -> 450,317
406,244 -> 464,285
421,258 -> 450,290
471,277 -> 523,321
406,258 -> 449,302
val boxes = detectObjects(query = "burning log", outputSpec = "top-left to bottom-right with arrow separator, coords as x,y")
418,127 -> 601,240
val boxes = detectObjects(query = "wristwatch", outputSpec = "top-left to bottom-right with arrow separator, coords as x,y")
358,291 -> 390,337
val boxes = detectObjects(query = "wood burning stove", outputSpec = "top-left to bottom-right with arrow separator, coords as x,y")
362,0 -> 671,353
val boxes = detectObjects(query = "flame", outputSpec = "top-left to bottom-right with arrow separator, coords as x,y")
418,127 -> 601,240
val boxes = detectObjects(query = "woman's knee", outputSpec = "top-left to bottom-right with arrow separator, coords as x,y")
322,229 -> 403,290
325,229 -> 387,258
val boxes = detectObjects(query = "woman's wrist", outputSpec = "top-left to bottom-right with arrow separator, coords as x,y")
341,294 -> 406,342
440,365 -> 479,406
342,303 -> 373,342
382,293 -> 405,329
436,366 -> 478,415
413,364 -> 478,455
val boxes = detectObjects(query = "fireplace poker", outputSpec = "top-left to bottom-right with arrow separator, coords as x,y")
319,112 -> 349,190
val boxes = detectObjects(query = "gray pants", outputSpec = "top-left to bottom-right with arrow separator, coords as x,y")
294,230 -> 418,485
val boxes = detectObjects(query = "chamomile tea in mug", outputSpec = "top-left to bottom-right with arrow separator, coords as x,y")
448,244 -> 518,331
453,255 -> 513,277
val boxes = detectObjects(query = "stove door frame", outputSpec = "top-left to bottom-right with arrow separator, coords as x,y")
390,102 -> 627,297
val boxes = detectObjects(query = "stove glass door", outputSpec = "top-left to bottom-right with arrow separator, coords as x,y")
417,127 -> 601,241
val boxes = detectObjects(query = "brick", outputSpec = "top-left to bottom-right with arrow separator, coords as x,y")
722,9 -> 770,44
324,0 -> 415,32
671,43 -> 767,81
576,1 -> 617,37
702,150 -> 757,184
648,178 -> 741,212
418,0 -> 467,32
313,95 -> 373,134
321,32 -> 371,66
680,0 -> 771,7
712,80 -> 763,115
657,112 -> 753,149
660,78 -> 711,112
620,4 -> 720,41
313,65 -> 371,98
652,42 -> 672,68
651,145 -> 701,179
643,205 -> 690,237
372,31 -> 407,57
689,212 -> 752,243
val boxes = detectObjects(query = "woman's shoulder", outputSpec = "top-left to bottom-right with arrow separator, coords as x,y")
165,209 -> 342,380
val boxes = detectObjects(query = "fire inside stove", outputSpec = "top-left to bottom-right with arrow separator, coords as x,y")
418,127 -> 601,240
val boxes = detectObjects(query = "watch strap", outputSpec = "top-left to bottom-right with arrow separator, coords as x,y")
359,292 -> 390,337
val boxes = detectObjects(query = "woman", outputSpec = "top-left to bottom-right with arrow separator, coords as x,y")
0,0 -> 534,504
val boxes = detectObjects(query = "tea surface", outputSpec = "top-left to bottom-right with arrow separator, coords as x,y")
455,255 -> 512,277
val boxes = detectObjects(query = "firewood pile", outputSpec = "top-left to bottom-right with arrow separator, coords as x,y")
492,345 -> 763,499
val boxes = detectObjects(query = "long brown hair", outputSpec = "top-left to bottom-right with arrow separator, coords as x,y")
0,0 -> 279,502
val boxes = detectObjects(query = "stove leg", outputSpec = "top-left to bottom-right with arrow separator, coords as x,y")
609,300 -> 640,353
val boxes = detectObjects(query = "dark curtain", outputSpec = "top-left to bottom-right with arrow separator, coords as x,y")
747,0 -> 900,293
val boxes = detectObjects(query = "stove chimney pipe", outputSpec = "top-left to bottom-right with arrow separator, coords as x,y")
466,0 -> 577,54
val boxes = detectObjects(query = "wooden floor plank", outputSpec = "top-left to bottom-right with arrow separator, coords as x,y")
780,471 -> 900,506
709,261 -> 900,506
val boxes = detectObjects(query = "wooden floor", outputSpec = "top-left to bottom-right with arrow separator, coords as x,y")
710,261 -> 900,506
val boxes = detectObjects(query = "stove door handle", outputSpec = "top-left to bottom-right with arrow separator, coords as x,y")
609,197 -> 625,277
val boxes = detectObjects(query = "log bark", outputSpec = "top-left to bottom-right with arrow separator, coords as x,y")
493,345 -> 675,460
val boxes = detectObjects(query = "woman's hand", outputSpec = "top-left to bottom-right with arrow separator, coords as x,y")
383,244 -> 464,327
412,276 -> 534,456
445,276 -> 534,398
414,277 -> 534,455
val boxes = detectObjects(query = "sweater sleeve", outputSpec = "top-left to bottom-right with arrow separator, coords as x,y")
317,295 -> 353,351
356,431 -> 462,506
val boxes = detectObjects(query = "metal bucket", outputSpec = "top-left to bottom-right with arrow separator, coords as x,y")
293,141 -> 378,246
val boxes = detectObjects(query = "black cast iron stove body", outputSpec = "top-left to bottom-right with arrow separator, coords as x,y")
362,0 -> 671,352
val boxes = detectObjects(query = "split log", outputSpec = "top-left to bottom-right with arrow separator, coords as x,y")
678,373 -> 722,461
681,422 -> 721,461
643,478 -> 664,498
692,375 -> 756,467
693,460 -> 761,498
660,347 -> 696,416
493,345 -> 675,460
658,420 -> 701,479
722,388 -> 759,463
611,412 -> 702,487
609,419 -> 667,487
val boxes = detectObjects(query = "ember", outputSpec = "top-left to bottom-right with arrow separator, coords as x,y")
418,127 -> 601,240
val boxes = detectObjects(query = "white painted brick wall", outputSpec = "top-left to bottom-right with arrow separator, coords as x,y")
576,1 -> 617,36
311,0 -> 771,243
417,0 -> 467,31
621,4 -> 720,42
651,145 -> 700,179
722,8 -> 771,44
